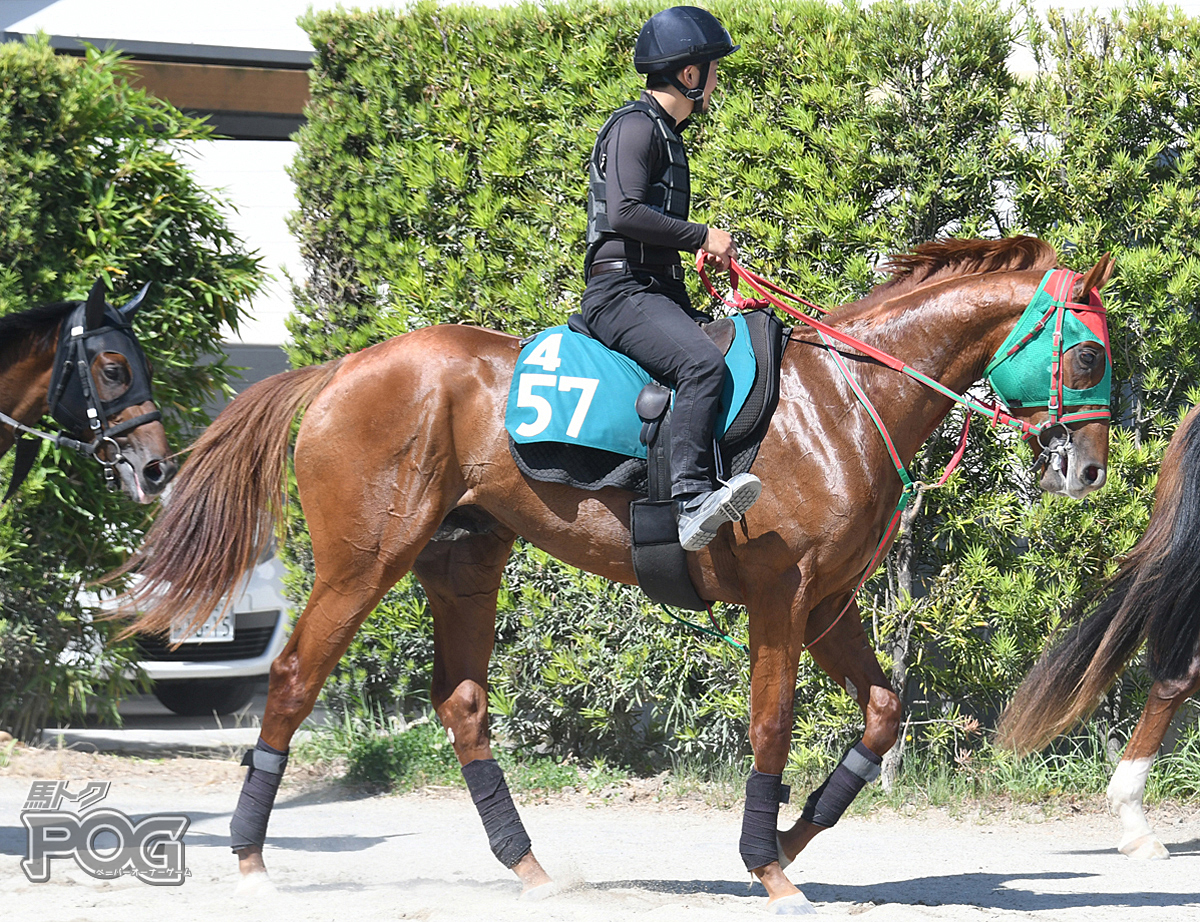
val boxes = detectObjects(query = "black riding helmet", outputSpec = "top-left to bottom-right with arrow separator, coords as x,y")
634,6 -> 739,111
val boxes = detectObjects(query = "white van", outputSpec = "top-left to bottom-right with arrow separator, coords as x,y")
131,554 -> 290,716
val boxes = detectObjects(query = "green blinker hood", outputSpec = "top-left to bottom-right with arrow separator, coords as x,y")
985,268 -> 1111,412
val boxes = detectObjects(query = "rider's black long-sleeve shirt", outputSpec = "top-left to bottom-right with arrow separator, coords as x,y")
591,92 -> 709,267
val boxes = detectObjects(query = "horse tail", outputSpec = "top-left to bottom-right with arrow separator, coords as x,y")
995,569 -> 1141,754
997,403 -> 1200,753
111,360 -> 343,638
1139,404 -> 1200,682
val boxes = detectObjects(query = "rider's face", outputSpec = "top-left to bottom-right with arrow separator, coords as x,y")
684,61 -> 720,113
700,61 -> 719,111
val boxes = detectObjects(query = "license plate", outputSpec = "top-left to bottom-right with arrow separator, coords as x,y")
170,610 -> 235,644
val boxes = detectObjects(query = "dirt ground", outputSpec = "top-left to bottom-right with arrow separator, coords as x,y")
2,745 -> 1198,922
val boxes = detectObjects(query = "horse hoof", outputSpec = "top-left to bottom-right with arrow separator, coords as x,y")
1119,835 -> 1170,860
519,880 -> 560,902
768,892 -> 817,915
235,869 -> 277,897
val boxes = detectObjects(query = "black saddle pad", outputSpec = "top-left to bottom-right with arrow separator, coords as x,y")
510,308 -> 785,494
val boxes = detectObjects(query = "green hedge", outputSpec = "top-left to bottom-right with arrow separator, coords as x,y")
287,1 -> 1200,773
0,39 -> 262,739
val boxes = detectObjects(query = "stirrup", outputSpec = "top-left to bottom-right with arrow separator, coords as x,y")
677,473 -> 762,552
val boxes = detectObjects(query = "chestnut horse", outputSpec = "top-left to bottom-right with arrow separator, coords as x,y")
0,280 -> 174,503
999,402 -> 1200,861
117,237 -> 1113,912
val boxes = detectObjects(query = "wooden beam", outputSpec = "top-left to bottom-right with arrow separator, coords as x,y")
125,60 -> 309,117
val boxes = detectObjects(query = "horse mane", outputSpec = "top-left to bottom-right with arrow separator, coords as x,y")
832,236 -> 1060,324
0,300 -> 76,369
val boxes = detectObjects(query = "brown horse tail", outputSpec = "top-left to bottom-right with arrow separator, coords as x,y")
997,404 -> 1200,753
110,360 -> 343,638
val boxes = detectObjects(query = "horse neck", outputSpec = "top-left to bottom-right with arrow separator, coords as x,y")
829,272 -> 1042,466
0,330 -> 56,457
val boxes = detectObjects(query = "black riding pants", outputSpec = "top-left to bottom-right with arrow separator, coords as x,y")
580,268 -> 724,498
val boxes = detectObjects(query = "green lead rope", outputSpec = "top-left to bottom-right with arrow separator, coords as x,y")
663,604 -> 749,654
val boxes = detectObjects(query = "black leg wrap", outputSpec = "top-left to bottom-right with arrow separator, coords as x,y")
461,758 -> 532,869
230,738 -> 288,852
739,769 -> 790,871
800,742 -> 881,829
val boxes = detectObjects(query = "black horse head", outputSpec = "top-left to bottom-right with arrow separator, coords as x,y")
45,279 -> 176,501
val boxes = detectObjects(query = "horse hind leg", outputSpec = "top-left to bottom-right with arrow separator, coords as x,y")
232,475 -> 451,888
232,566 -> 427,892
412,517 -> 555,899
1108,654 -> 1200,859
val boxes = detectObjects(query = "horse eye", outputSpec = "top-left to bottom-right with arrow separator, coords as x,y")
1078,349 -> 1096,367
103,364 -> 128,383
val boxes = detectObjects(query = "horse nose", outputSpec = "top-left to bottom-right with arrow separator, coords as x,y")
143,457 -> 177,490
1083,463 -> 1106,489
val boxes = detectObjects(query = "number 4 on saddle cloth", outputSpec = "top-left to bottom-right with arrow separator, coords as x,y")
505,308 -> 785,610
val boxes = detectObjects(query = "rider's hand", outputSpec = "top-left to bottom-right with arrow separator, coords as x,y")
700,227 -> 738,272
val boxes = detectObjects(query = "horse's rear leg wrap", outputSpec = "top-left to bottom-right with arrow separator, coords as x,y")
462,758 -> 531,868
740,769 -> 791,871
230,738 -> 289,852
801,742 -> 881,829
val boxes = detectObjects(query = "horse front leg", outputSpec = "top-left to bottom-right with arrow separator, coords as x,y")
777,597 -> 899,868
1108,654 -> 1200,859
741,576 -> 817,914
413,529 -> 555,899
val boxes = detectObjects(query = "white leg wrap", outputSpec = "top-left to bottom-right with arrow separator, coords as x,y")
1107,757 -> 1168,859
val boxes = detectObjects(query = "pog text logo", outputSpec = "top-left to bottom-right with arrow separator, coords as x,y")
20,780 -> 190,885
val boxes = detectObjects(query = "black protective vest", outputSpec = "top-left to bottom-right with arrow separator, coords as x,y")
585,99 -> 691,268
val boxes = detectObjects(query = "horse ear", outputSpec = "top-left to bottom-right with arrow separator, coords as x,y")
120,282 -> 151,320
85,278 -> 108,330
1074,253 -> 1115,300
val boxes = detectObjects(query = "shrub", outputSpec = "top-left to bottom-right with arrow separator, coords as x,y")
0,39 -> 262,739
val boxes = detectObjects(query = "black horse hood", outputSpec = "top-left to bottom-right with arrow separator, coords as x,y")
47,283 -> 155,437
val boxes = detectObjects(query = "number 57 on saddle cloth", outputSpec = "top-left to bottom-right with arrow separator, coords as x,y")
505,312 -> 758,460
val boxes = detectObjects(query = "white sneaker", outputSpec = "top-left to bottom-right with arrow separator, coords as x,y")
677,473 -> 763,551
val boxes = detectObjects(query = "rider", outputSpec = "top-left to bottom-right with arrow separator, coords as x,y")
580,5 -> 762,552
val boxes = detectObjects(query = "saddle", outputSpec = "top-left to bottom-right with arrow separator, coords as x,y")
508,308 -> 786,610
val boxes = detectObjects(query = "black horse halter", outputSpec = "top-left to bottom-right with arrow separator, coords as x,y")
1,280 -> 161,500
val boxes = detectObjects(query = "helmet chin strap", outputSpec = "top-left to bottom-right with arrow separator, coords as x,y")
664,60 -> 711,113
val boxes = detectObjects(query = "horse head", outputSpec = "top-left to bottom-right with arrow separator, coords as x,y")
50,279 -> 177,502
991,254 -> 1116,500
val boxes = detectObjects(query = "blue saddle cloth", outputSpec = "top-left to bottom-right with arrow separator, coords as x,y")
505,313 -> 757,459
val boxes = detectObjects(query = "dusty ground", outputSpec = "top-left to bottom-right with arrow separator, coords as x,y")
2,745 -> 1198,922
